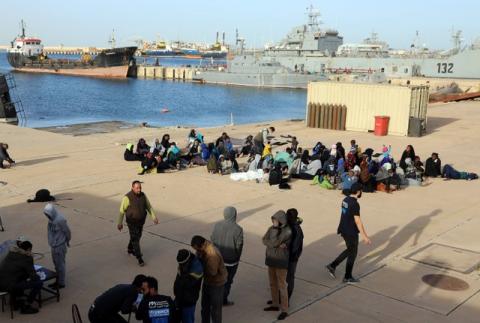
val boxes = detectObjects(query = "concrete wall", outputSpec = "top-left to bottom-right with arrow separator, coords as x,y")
138,66 -> 197,80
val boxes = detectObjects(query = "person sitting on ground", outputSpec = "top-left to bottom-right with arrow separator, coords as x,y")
136,276 -> 176,323
167,142 -> 182,169
150,138 -> 165,157
359,156 -> 376,193
275,147 -> 294,169
341,169 -> 358,191
375,163 -> 401,192
216,132 -> 229,147
0,240 -> 42,314
240,135 -> 254,157
190,236 -> 227,323
218,155 -> 232,175
290,137 -> 299,153
0,143 -> 15,168
293,157 -> 322,180
88,275 -> 148,323
312,142 -> 325,158
185,139 -> 206,166
216,140 -> 227,157
425,153 -> 442,178
262,142 -> 274,170
124,143 -> 142,161
211,207 -> 244,306
201,143 -> 211,162
228,150 -> 240,173
206,154 -> 219,174
262,211 -> 291,321
246,154 -> 262,172
336,142 -> 346,160
161,134 -> 172,156
174,249 -> 204,323
254,127 -> 275,155
379,145 -> 394,166
345,147 -> 358,171
224,137 -> 234,154
136,139 -> 150,158
350,140 -> 360,156
399,145 -> 416,172
414,156 -> 425,179
442,164 -> 479,181
139,152 -> 158,175
187,129 -> 198,148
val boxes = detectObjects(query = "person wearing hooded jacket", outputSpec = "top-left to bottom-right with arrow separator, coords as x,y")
211,207 -> 244,306
286,209 -> 303,300
44,203 -> 71,289
262,211 -> 292,321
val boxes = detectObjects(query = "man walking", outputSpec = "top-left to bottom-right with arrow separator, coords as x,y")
44,203 -> 71,289
118,180 -> 158,266
191,235 -> 227,323
211,206 -> 244,306
326,183 -> 371,283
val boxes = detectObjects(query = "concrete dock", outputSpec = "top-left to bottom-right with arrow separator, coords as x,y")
0,100 -> 479,322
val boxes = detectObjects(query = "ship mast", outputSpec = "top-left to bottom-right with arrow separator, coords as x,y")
20,20 -> 26,38
108,29 -> 116,49
306,5 -> 321,31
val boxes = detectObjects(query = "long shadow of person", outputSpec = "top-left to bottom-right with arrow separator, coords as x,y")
363,209 -> 442,269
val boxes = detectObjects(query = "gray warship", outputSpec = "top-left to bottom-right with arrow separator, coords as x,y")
194,30 -> 327,89
264,6 -> 480,79
198,6 -> 480,88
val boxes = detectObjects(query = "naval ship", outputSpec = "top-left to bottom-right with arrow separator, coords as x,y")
264,6 -> 480,79
7,22 -> 137,78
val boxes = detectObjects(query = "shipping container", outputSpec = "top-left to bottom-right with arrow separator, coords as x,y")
306,82 -> 429,136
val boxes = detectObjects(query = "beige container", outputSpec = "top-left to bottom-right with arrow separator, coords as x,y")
307,82 -> 429,136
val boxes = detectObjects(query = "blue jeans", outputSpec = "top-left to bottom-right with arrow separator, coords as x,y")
181,305 -> 196,323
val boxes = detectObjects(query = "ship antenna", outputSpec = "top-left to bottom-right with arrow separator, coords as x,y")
20,20 -> 26,38
109,29 -> 116,49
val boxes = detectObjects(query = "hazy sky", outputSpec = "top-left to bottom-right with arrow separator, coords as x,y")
1,0 -> 478,49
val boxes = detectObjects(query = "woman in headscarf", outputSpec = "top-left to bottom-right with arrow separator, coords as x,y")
399,145 -> 416,171
136,138 -> 150,158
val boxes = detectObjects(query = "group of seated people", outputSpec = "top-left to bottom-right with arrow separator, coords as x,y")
123,130 -> 478,188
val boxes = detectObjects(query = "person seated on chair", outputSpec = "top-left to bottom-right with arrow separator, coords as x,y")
136,276 -> 176,323
0,240 -> 42,314
88,274 -> 148,323
0,143 -> 15,169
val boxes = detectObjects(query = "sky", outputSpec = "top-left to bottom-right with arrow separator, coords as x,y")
1,0 -> 478,50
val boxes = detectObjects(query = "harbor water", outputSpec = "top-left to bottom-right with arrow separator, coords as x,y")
0,52 -> 307,128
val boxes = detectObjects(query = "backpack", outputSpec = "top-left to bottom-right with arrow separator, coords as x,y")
207,156 -> 218,173
269,168 -> 282,186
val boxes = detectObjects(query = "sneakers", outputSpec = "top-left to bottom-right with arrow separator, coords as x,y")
326,265 -> 336,279
278,312 -> 289,320
21,304 -> 39,314
263,306 -> 279,312
342,277 -> 360,284
138,257 -> 145,267
223,300 -> 235,306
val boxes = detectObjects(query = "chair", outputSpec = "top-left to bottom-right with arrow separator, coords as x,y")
0,291 -> 14,319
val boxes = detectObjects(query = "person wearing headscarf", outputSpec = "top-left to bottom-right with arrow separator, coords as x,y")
399,145 -> 416,171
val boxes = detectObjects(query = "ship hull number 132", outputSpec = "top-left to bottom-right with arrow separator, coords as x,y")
437,63 -> 454,74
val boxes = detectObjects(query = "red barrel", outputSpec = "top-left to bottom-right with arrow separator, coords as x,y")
374,116 -> 390,136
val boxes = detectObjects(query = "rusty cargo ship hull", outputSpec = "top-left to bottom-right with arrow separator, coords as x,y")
7,47 -> 138,78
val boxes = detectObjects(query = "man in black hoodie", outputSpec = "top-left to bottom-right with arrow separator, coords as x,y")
88,274 -> 148,323
286,208 -> 304,299
211,206 -> 244,306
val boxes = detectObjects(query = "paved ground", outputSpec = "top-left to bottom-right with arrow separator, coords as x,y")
0,100 -> 479,322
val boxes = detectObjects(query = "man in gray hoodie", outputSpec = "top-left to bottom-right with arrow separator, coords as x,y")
44,203 -> 71,288
211,206 -> 244,306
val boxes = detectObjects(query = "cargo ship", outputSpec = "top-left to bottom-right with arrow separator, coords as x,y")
7,22 -> 137,78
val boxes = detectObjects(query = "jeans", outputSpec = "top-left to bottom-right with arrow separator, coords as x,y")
52,244 -> 67,285
330,234 -> 359,279
286,261 -> 298,299
181,305 -> 196,323
127,223 -> 144,259
268,267 -> 288,312
223,264 -> 238,303
11,280 -> 43,304
201,284 -> 224,323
